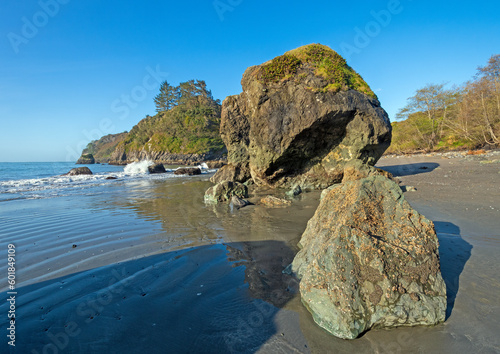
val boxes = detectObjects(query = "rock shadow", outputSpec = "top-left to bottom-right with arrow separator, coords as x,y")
378,162 -> 440,177
0,241 -> 302,354
434,221 -> 473,320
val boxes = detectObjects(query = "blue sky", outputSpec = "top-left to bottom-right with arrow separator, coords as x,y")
1,0 -> 499,162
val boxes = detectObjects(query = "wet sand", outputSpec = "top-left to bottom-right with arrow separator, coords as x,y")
1,155 -> 499,353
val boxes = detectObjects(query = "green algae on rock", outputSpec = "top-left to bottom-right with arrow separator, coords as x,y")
204,181 -> 248,204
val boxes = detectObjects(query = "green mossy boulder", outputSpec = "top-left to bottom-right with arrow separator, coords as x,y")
204,181 -> 248,204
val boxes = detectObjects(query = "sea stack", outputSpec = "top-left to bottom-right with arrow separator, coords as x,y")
211,44 -> 392,189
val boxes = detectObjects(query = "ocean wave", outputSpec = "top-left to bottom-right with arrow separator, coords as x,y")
0,161 -> 216,202
123,160 -> 154,175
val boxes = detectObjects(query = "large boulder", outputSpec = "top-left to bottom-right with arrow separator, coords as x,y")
211,44 -> 391,189
63,167 -> 93,176
291,175 -> 446,339
76,153 -> 95,164
148,163 -> 166,174
174,167 -> 201,176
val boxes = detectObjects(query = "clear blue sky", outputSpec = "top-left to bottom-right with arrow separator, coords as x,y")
1,0 -> 499,162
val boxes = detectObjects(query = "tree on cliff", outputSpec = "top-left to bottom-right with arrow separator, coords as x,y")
154,81 -> 179,112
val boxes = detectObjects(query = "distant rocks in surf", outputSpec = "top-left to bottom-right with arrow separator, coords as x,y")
174,167 -> 202,176
148,163 -> 166,174
63,167 -> 93,176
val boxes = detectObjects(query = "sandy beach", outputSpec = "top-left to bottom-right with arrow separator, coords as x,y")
1,154 -> 499,353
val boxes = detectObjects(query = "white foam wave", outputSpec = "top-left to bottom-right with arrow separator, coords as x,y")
197,163 -> 209,170
124,160 -> 153,175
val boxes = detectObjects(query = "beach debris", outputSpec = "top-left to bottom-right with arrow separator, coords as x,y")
148,163 -> 166,174
209,44 -> 391,190
174,167 -> 201,176
204,181 -> 248,204
63,167 -> 93,176
291,176 -> 446,339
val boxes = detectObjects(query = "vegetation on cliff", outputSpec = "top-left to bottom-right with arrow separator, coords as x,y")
115,80 -> 224,156
258,44 -> 376,98
388,54 -> 500,154
83,132 -> 128,163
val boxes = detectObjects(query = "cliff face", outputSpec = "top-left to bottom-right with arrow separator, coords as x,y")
78,91 -> 226,165
211,44 -> 392,189
80,133 -> 128,163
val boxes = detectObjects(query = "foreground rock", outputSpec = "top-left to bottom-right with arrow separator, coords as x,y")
292,175 -> 446,339
76,153 -> 95,164
204,181 -> 248,204
148,163 -> 166,174
174,167 -> 201,176
211,44 -> 391,190
63,167 -> 93,176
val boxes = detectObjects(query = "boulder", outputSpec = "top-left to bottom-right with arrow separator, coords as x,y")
291,175 -> 446,339
76,153 -> 95,164
204,181 -> 248,204
148,163 -> 166,174
174,167 -> 201,176
260,195 -> 292,207
211,44 -> 391,190
230,196 -> 251,209
210,164 -> 250,184
63,167 -> 93,176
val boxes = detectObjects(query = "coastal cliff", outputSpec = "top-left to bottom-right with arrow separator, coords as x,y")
77,80 -> 226,165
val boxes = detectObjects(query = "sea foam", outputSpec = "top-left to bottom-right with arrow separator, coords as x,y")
124,160 -> 153,175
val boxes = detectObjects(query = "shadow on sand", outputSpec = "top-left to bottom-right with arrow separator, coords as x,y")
379,162 -> 440,177
0,241 -> 302,354
434,221 -> 473,320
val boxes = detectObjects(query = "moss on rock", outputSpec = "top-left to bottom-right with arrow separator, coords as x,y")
258,44 -> 376,98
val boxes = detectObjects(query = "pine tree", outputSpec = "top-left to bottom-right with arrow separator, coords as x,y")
154,81 -> 178,112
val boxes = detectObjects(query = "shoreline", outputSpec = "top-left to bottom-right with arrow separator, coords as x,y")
0,156 -> 499,352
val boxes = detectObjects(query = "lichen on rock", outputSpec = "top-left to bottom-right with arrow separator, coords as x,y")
291,175 -> 447,339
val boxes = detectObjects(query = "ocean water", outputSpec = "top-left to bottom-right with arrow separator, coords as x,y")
0,161 -> 213,202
